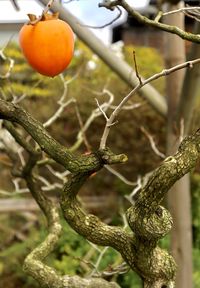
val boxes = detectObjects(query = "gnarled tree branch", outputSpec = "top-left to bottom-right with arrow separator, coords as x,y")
0,99 -> 127,172
61,129 -> 200,287
5,120 -> 119,288
3,99 -> 200,287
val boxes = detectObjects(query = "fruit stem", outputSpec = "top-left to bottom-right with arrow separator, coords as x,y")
26,0 -> 58,25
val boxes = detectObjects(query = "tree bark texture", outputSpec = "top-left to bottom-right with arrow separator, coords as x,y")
2,1 -> 200,285
1,99 -> 200,287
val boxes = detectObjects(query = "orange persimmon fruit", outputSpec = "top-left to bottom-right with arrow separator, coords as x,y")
19,13 -> 74,77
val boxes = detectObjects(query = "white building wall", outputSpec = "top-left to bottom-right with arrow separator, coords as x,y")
0,23 -> 24,46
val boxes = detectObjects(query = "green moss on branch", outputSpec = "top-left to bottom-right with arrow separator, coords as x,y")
0,99 -> 127,172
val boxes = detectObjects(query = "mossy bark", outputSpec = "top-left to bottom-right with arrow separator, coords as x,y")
1,99 -> 200,287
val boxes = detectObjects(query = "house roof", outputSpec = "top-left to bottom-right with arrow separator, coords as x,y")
0,19 -> 25,24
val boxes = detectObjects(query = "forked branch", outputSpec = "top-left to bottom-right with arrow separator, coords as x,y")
100,58 -> 200,149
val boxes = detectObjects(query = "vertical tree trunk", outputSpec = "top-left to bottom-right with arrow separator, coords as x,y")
164,2 -> 193,288
168,175 -> 192,288
177,22 -> 200,135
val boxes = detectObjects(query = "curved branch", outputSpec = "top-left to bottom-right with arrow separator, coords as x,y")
99,0 -> 200,43
16,144 -> 64,287
81,6 -> 122,29
23,196 -> 63,288
61,130 -> 200,287
0,99 -> 127,172
61,170 -> 177,287
61,172 -> 136,264
0,99 -> 75,166
5,124 -> 119,288
124,130 -> 200,287
131,129 -> 200,216
100,58 -> 200,149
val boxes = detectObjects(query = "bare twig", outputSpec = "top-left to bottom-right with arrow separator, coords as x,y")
62,0 -> 76,4
90,247 -> 109,276
99,58 -> 200,149
43,74 -> 77,128
43,0 -> 55,13
0,50 -> 14,79
163,6 -> 200,17
46,165 -> 70,181
125,176 -> 142,204
74,102 -> 92,151
36,175 -> 63,190
140,126 -> 165,159
179,118 -> 185,143
184,11 -> 200,23
28,0 -> 55,24
10,0 -> 20,10
44,98 -> 75,128
102,262 -> 129,277
99,0 -> 200,43
81,6 -> 122,29
105,165 -> 136,186
155,6 -> 200,22
0,188 -> 29,196
95,98 -> 109,121
110,102 -> 143,110
13,80 -> 42,104
133,51 -> 142,85
69,88 -> 114,152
